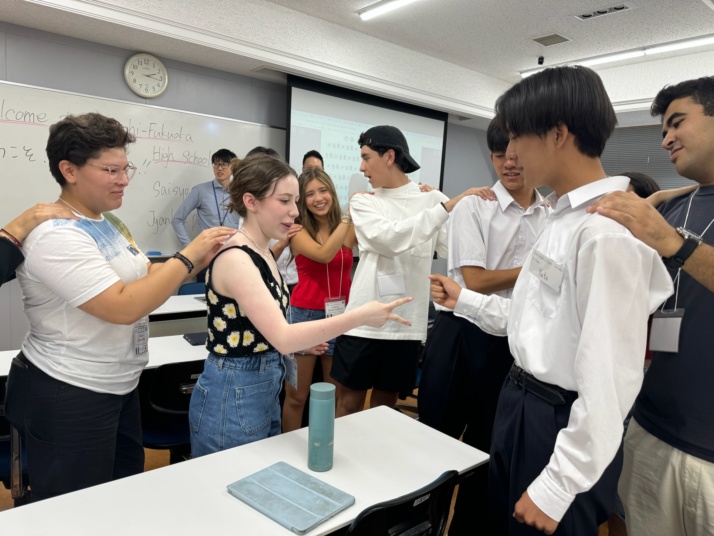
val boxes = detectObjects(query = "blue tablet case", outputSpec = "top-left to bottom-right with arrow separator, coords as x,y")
226,461 -> 355,534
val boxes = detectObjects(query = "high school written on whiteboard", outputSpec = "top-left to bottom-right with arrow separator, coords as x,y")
0,81 -> 284,253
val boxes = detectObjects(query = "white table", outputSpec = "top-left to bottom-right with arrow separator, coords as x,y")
0,406 -> 488,535
149,294 -> 207,319
0,335 -> 208,377
148,293 -> 207,337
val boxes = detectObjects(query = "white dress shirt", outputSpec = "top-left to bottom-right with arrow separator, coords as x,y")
446,180 -> 549,302
452,176 -> 673,521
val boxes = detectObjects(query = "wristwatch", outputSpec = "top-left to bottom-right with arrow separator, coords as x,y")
663,227 -> 702,268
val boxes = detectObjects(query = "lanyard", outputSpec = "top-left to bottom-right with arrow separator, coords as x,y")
213,185 -> 228,226
317,231 -> 344,299
667,188 -> 714,310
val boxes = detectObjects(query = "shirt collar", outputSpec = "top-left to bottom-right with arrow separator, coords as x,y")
493,181 -> 548,213
549,176 -> 630,213
212,178 -> 227,192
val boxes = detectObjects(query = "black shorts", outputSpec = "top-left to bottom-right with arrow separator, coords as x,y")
331,335 -> 422,393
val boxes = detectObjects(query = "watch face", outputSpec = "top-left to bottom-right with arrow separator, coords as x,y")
124,53 -> 168,98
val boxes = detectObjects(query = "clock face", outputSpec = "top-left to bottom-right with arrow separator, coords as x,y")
124,53 -> 168,98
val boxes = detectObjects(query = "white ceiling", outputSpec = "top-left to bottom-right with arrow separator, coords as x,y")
2,0 -> 714,129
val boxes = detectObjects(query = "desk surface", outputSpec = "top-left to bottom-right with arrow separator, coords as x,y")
0,334 -> 208,377
0,406 -> 488,536
149,293 -> 207,318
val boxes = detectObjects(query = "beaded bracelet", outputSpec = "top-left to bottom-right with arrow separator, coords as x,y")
341,216 -> 352,225
0,228 -> 22,249
172,251 -> 194,274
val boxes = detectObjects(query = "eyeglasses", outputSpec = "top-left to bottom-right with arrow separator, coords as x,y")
86,162 -> 137,182
212,162 -> 230,170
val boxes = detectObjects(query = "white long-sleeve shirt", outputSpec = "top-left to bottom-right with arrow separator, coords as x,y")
345,181 -> 449,341
452,176 -> 673,521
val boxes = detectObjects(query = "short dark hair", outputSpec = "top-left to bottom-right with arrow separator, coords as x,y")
212,148 -> 237,164
228,154 -> 297,218
302,150 -> 324,166
495,65 -> 617,157
246,146 -> 281,159
486,116 -> 509,153
619,171 -> 660,198
651,76 -> 714,118
357,132 -> 410,173
46,113 -> 135,187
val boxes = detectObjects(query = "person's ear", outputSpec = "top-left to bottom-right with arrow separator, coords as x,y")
243,192 -> 258,212
58,160 -> 78,185
385,149 -> 395,166
553,123 -> 570,149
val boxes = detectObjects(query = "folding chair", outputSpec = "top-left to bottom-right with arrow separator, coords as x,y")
344,469 -> 459,536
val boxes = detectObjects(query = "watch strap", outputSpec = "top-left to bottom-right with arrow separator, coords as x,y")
664,236 -> 701,269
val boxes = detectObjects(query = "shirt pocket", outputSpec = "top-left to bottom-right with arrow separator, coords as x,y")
409,242 -> 433,259
526,271 -> 564,319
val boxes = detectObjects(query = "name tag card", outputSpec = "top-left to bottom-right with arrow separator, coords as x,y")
324,297 -> 346,318
377,274 -> 406,297
649,309 -> 684,353
133,316 -> 149,355
529,250 -> 565,293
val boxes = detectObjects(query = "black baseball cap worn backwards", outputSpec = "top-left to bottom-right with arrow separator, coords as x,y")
360,125 -> 421,173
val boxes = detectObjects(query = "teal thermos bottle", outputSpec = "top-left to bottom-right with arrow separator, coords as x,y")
308,382 -> 335,472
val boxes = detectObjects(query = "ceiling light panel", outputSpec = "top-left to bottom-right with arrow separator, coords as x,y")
574,2 -> 634,21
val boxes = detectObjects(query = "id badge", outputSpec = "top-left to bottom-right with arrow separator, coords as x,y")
649,309 -> 684,353
529,250 -> 565,293
284,353 -> 298,390
325,297 -> 346,318
377,273 -> 406,297
133,316 -> 149,355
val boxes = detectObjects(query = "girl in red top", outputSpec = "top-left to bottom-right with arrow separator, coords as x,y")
282,168 -> 357,432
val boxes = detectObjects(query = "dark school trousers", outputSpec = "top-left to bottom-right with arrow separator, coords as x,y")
5,352 -> 144,501
417,311 -> 513,535
489,378 -> 623,535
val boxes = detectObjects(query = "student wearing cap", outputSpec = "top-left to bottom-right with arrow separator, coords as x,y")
331,125 -> 483,417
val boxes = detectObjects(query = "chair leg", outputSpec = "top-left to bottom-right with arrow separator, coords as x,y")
10,426 -> 27,501
169,445 -> 192,464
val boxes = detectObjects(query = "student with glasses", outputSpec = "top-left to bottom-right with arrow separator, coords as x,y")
171,148 -> 242,272
4,113 -> 234,501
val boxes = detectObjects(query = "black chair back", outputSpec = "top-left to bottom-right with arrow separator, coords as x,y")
344,469 -> 459,536
149,360 -> 205,415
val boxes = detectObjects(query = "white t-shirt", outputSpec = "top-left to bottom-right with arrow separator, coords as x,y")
18,213 -> 149,395
345,181 -> 449,341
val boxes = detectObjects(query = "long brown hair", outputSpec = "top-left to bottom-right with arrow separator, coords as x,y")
297,168 -> 343,241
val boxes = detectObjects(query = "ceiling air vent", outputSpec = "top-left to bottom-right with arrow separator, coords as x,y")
575,3 -> 632,21
533,34 -> 570,47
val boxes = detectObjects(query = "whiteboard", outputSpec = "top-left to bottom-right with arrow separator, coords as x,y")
0,81 -> 285,253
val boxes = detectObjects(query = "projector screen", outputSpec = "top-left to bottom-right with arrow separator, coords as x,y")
287,77 -> 448,207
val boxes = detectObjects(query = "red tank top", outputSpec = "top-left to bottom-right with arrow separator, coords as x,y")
291,246 -> 353,310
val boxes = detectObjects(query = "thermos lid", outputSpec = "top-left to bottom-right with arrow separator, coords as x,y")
310,382 -> 336,400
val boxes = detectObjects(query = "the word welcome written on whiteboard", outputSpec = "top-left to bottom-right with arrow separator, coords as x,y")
0,82 -> 284,253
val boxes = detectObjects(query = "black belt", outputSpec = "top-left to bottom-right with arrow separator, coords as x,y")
508,364 -> 574,406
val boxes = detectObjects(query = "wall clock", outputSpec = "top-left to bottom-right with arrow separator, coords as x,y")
124,52 -> 168,98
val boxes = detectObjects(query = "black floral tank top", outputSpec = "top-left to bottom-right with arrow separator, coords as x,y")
204,245 -> 289,357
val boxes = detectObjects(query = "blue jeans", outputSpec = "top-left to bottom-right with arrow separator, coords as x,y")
189,351 -> 285,458
289,306 -> 336,355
